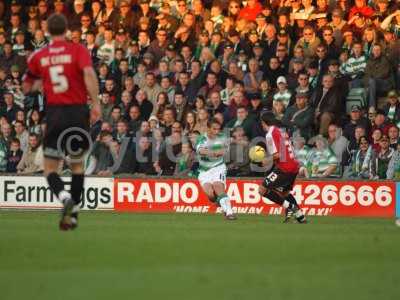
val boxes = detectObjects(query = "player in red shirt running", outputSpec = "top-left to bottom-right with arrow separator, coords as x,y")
23,14 -> 101,230
259,112 -> 307,223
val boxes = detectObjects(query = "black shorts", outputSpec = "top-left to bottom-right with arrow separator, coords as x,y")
43,105 -> 90,159
262,166 -> 298,193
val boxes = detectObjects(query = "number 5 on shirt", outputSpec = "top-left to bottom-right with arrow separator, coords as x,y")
49,65 -> 69,93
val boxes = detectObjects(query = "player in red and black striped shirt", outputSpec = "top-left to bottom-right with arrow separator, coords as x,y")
23,14 -> 101,230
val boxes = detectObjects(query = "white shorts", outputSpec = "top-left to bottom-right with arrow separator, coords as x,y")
198,164 -> 227,187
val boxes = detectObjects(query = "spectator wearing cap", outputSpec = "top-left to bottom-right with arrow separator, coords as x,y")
343,104 -> 370,142
114,28 -> 130,51
255,13 -> 268,40
277,28 -> 293,56
295,26 -> 321,59
383,90 -> 400,124
286,57 -> 305,91
282,92 -> 314,140
311,74 -> 343,136
329,8 -> 346,45
327,59 -> 348,96
114,1 -> 136,33
375,134 -> 395,179
243,58 -> 263,94
273,76 -> 292,109
248,93 -> 264,119
364,43 -> 394,108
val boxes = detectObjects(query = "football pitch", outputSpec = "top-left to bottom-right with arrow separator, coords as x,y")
0,211 -> 399,300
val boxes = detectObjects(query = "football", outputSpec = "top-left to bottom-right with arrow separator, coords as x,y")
249,145 -> 266,163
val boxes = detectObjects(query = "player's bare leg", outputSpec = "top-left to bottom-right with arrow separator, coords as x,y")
213,182 -> 236,220
202,183 -> 217,204
44,157 -> 74,230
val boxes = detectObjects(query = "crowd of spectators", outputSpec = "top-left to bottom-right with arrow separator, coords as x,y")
1,0 -> 400,179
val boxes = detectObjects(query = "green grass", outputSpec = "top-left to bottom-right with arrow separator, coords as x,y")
0,211 -> 399,300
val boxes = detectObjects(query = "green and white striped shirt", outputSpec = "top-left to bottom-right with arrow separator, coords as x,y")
295,145 -> 312,167
195,133 -> 228,171
309,147 -> 339,177
340,55 -> 367,79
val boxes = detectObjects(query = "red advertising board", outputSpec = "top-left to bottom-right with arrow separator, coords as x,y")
114,179 -> 395,217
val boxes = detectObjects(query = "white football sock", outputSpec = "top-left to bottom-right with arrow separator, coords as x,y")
58,190 -> 71,203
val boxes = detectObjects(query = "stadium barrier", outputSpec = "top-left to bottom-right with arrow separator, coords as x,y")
0,175 -> 399,218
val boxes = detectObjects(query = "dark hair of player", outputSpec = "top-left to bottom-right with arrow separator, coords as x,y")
261,111 -> 280,126
47,13 -> 68,36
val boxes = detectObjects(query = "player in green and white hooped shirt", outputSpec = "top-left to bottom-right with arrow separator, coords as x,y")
195,120 -> 236,220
